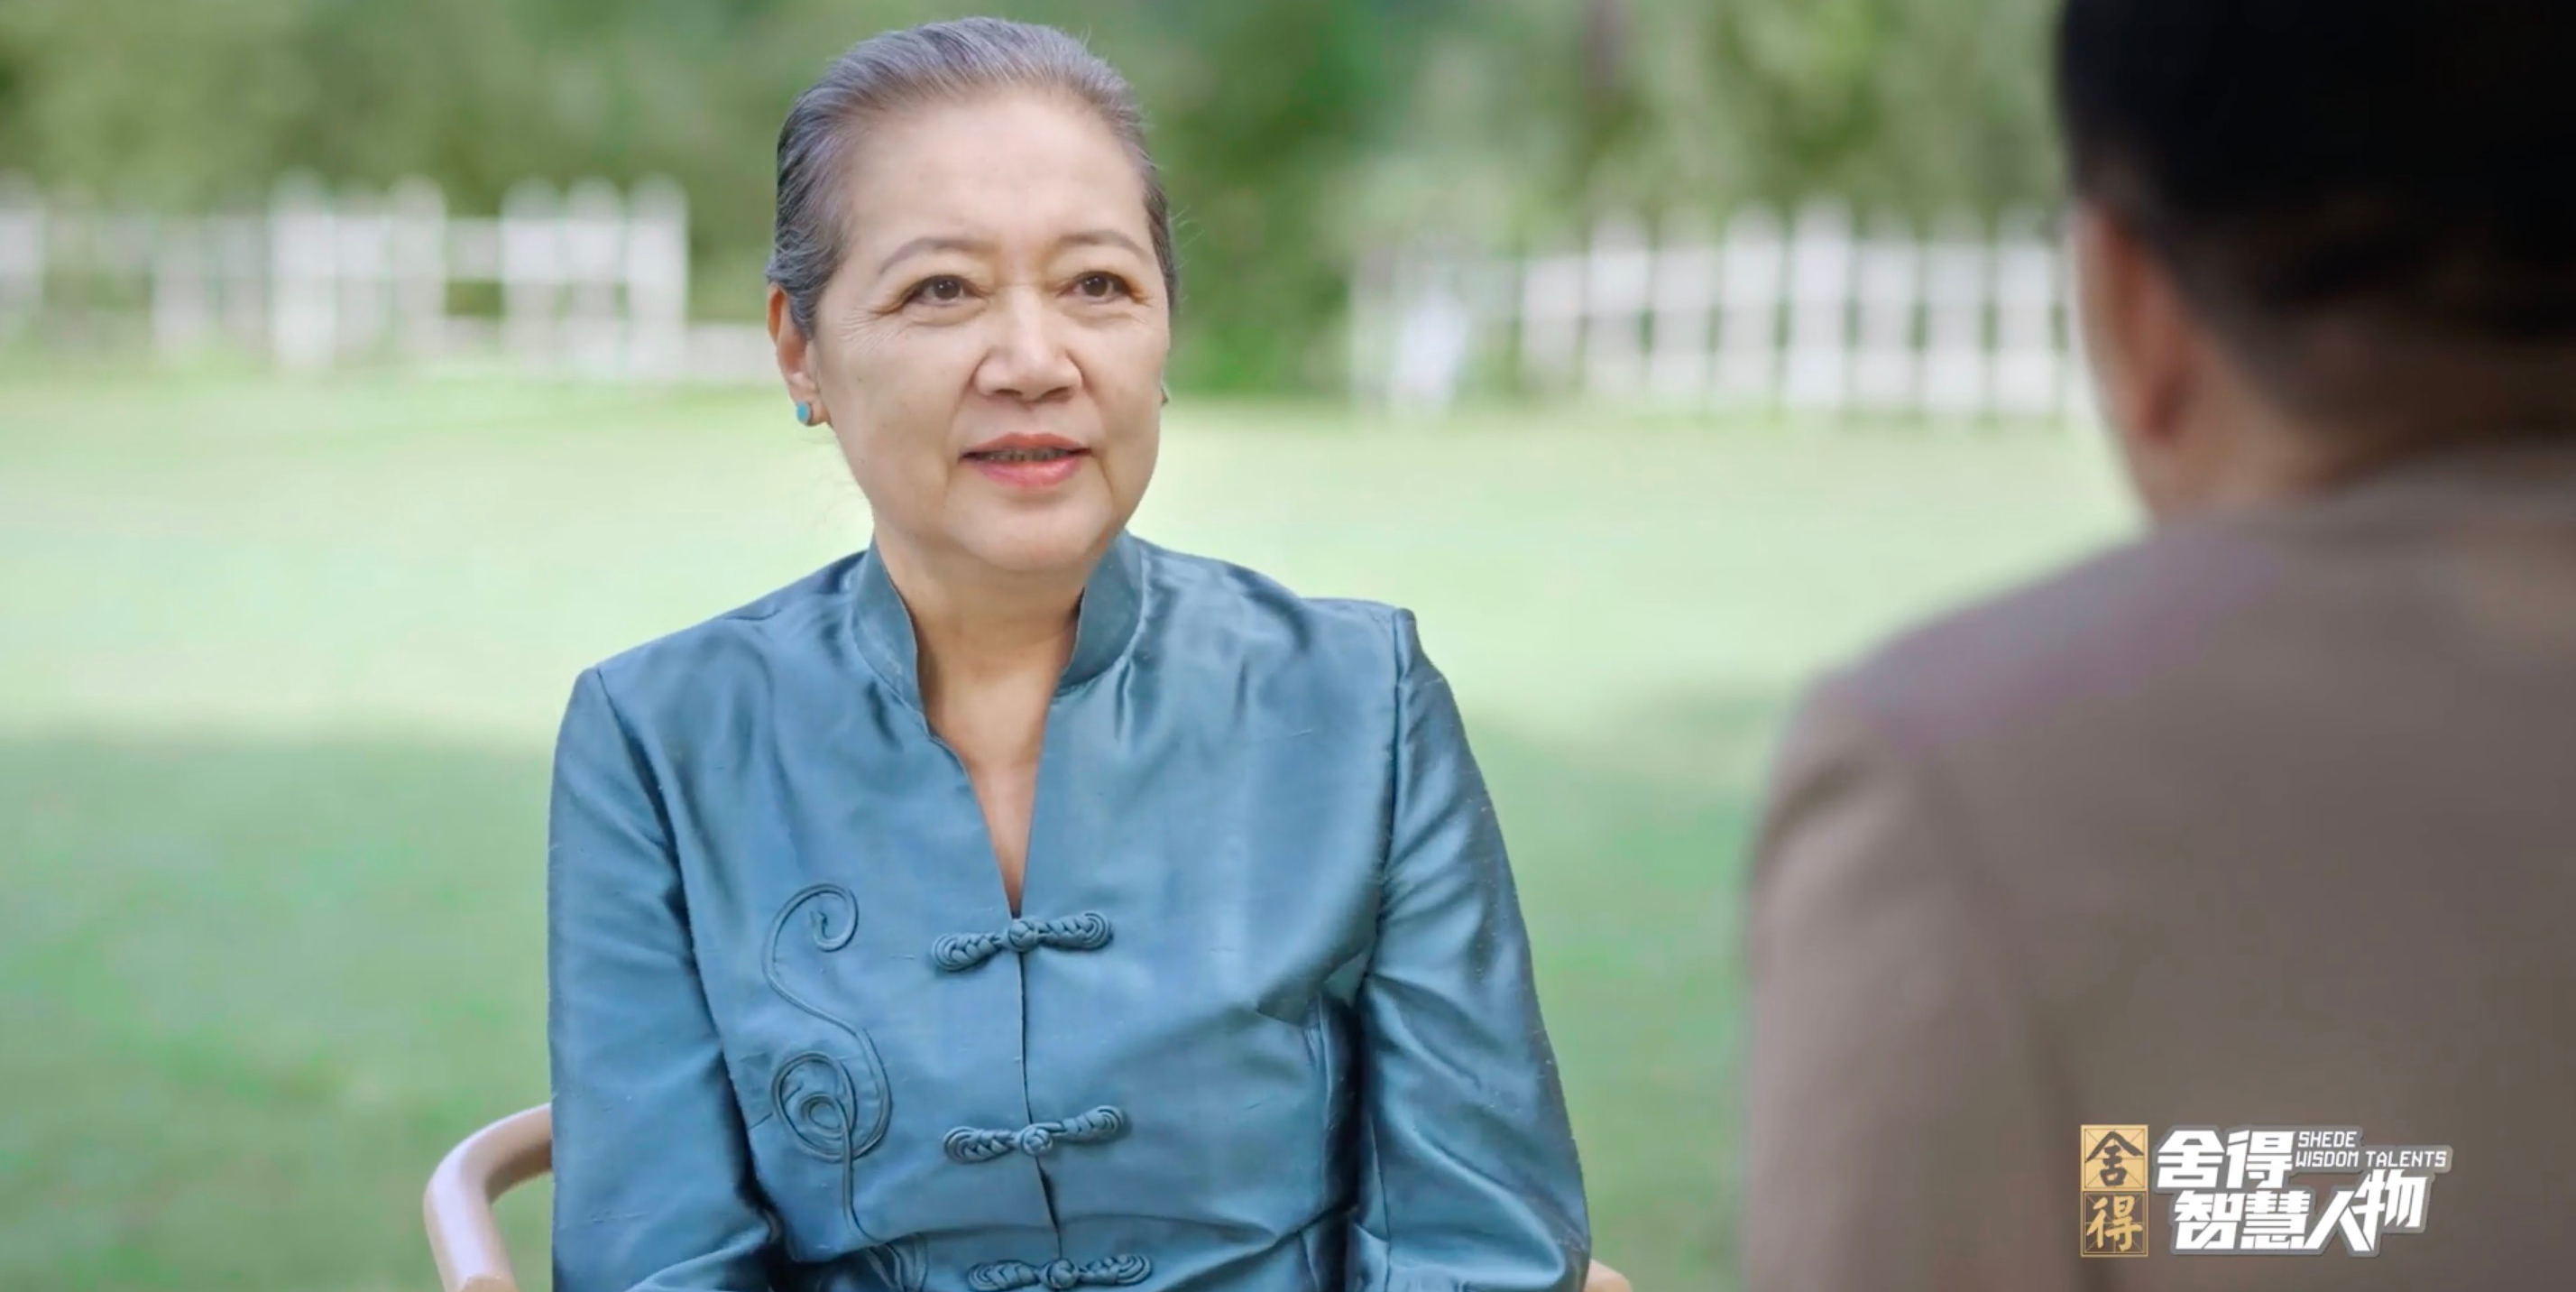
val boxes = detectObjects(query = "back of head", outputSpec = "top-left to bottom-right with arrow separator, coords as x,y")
2056,0 -> 2576,442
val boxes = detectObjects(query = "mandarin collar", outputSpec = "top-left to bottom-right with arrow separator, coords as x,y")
851,531 -> 1146,711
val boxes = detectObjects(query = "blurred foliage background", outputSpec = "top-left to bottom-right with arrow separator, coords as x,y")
0,0 -> 2064,392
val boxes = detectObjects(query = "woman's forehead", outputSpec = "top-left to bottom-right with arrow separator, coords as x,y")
840,93 -> 1149,256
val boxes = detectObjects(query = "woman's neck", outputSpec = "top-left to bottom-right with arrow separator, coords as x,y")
879,538 -> 1088,746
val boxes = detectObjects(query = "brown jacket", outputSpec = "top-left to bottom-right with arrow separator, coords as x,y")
1743,443 -> 2576,1291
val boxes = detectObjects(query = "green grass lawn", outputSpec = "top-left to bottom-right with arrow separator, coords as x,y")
0,367 -> 2138,1292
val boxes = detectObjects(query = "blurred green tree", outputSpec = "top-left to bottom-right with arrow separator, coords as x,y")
0,0 -> 2065,392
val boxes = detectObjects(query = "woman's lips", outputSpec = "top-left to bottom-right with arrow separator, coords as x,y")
963,444 -> 1087,489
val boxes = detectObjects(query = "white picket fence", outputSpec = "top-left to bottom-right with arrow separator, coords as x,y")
3,178 -> 2101,418
0,171 -> 775,382
1348,203 -> 2099,425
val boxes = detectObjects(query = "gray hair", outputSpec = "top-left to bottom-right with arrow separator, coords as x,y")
766,18 -> 1178,337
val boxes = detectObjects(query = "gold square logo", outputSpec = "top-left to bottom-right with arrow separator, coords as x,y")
2080,1125 -> 2150,1259
2080,1190 -> 2150,1257
2079,1124 -> 2149,1191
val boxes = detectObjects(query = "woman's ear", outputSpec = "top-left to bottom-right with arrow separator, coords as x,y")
768,285 -> 824,417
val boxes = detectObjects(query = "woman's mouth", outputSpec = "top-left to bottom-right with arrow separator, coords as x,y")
967,446 -> 1080,464
963,441 -> 1088,489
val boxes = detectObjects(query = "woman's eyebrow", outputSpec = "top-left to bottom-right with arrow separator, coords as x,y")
1057,229 -> 1148,260
874,230 -> 1146,277
875,235 -> 992,276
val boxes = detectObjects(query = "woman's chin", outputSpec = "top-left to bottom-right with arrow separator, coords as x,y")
953,509 -> 1124,577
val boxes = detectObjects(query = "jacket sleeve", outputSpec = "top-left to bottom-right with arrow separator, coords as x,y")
548,667 -> 777,1292
1742,672 -> 2077,1292
1346,611 -> 1593,1292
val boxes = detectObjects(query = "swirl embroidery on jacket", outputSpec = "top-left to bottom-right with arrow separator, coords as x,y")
762,883 -> 893,1240
859,1234 -> 929,1292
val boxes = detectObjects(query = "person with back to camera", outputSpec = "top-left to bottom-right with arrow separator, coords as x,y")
1741,1 -> 2576,1289
541,18 -> 1599,1292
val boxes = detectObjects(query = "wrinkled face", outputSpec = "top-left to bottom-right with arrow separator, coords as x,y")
773,89 -> 1170,578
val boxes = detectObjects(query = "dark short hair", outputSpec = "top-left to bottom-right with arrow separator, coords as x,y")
765,18 -> 1177,337
2055,0 -> 2576,428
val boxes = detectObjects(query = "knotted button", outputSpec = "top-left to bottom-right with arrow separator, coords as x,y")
965,1254 -> 1152,1290
932,912 -> 1113,972
944,1105 -> 1128,1163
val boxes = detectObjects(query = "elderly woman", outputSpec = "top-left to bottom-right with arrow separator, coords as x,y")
546,18 -> 1592,1292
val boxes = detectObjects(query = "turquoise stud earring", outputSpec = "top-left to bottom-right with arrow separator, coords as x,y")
795,401 -> 811,425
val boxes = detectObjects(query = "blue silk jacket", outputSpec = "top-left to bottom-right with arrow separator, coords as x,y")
547,531 -> 1591,1292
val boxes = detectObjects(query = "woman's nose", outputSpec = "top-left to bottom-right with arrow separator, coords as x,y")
977,292 -> 1079,402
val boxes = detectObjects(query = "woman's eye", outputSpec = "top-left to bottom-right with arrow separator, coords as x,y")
908,276 -> 968,305
1074,272 -> 1131,300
